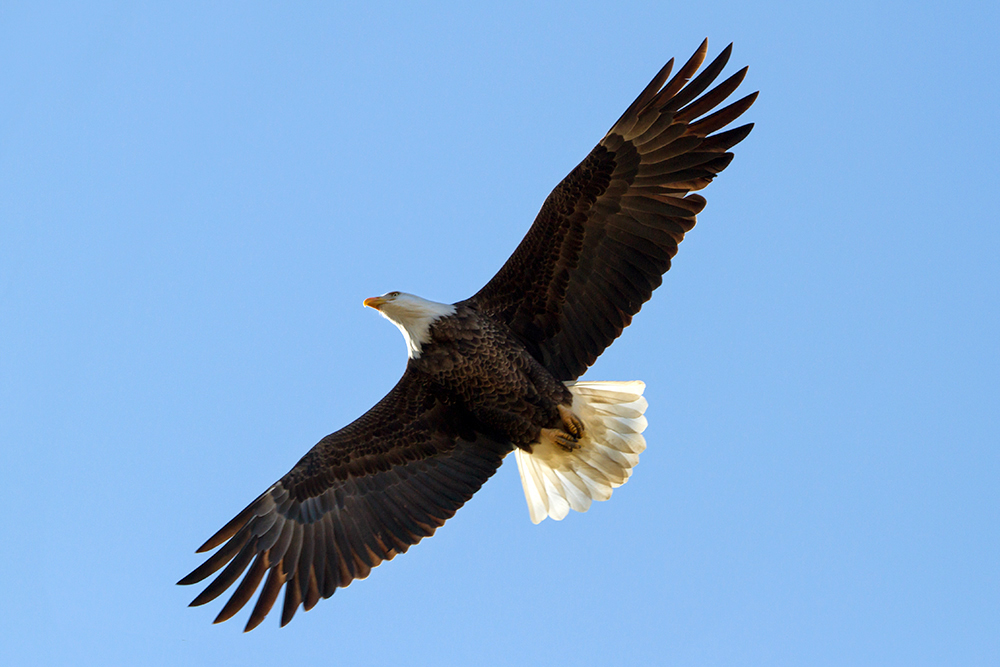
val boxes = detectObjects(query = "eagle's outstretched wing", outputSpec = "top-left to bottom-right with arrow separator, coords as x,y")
178,367 -> 510,631
465,40 -> 756,380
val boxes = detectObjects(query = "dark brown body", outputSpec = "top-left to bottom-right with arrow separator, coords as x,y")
415,304 -> 572,450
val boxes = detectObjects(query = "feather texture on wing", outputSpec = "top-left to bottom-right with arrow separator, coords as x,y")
467,40 -> 756,380
178,369 -> 510,631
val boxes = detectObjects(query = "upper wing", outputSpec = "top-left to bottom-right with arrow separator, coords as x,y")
464,41 -> 757,380
178,367 -> 511,631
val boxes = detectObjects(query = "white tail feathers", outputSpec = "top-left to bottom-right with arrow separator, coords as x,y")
514,380 -> 648,524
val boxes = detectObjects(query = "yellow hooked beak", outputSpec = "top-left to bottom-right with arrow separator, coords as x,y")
363,296 -> 387,310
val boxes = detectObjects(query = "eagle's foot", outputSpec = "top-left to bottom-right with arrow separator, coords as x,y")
558,404 -> 585,439
541,427 -> 580,452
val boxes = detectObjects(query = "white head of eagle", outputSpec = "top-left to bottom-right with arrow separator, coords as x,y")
363,291 -> 457,359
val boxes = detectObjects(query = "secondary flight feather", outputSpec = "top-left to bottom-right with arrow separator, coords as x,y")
179,40 -> 757,631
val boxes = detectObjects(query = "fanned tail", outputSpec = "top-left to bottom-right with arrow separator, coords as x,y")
515,381 -> 648,524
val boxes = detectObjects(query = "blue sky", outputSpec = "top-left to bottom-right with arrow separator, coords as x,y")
2,2 -> 997,665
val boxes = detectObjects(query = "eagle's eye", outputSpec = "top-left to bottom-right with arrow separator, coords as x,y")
387,291 -> 400,298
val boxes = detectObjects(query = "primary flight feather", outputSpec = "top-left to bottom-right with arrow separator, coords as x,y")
179,40 -> 757,631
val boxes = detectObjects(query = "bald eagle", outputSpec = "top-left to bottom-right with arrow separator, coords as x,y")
179,40 -> 756,630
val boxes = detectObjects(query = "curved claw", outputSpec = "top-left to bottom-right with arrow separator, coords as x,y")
558,405 -> 585,439
541,427 -> 580,452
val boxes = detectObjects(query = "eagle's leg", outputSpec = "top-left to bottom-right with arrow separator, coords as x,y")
558,404 -> 584,439
540,427 -> 580,452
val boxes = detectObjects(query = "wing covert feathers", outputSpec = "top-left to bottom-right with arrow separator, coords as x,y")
179,370 -> 510,631
515,381 -> 648,524
467,40 -> 756,380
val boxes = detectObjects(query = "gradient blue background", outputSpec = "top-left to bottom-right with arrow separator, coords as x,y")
2,2 -> 997,665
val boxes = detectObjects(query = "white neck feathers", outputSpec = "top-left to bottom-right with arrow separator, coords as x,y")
375,294 -> 456,359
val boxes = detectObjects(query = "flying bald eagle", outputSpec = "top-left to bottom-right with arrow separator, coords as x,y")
180,40 -> 756,630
